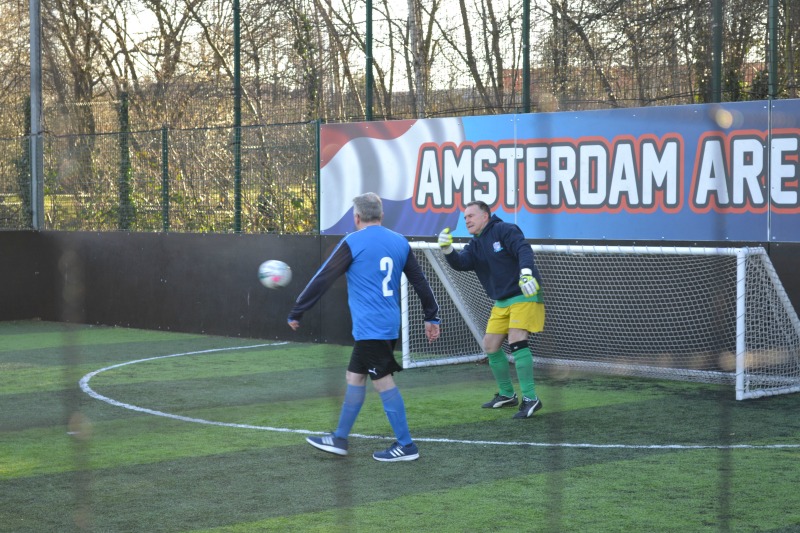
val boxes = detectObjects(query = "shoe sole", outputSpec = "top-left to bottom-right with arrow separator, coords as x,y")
373,452 -> 419,462
482,399 -> 519,408
306,437 -> 348,456
513,400 -> 543,419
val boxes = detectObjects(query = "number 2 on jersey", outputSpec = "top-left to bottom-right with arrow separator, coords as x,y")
380,256 -> 394,297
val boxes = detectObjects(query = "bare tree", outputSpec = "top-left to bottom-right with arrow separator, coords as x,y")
0,0 -> 29,137
406,0 -> 425,117
42,0 -> 105,133
784,0 -> 798,98
314,0 -> 366,119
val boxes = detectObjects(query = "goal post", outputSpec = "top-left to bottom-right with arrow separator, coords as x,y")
401,243 -> 800,400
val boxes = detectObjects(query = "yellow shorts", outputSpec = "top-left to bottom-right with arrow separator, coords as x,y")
486,301 -> 545,334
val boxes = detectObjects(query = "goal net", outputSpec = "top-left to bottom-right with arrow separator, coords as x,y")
401,243 -> 800,400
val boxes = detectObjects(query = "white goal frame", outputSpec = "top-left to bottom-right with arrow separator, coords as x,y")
401,243 -> 800,400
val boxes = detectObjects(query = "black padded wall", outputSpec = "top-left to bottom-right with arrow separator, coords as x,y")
0,231 -> 50,321
38,231 -> 353,344
2,231 -> 798,347
769,242 -> 800,314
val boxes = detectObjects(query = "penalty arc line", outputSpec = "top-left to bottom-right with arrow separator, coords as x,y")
79,343 -> 312,436
79,344 -> 800,451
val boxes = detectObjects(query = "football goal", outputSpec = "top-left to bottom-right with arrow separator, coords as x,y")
401,243 -> 800,400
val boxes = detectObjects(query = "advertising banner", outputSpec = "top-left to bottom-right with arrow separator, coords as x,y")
320,100 -> 799,242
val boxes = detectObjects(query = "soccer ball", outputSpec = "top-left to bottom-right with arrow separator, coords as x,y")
258,260 -> 292,289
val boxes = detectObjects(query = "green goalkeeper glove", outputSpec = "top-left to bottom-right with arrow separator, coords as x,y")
519,268 -> 540,297
438,227 -> 453,254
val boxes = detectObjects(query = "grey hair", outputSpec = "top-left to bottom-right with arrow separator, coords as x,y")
465,200 -> 491,215
353,192 -> 383,222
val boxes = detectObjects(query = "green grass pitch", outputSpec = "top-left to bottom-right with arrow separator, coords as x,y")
2,320 -> 799,532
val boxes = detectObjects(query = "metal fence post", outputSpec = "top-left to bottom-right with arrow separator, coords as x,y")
366,0 -> 373,121
315,119 -> 321,234
712,0 -> 722,102
233,0 -> 242,233
29,0 -> 43,229
768,0 -> 778,99
118,91 -> 131,230
161,124 -> 169,232
522,0 -> 530,113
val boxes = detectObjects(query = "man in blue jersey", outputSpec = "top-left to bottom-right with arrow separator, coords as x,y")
438,200 -> 545,419
288,192 -> 440,462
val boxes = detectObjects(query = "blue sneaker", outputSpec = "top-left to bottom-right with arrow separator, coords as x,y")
373,441 -> 419,462
306,434 -> 348,456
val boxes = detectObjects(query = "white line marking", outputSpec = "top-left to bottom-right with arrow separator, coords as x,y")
80,344 -> 800,450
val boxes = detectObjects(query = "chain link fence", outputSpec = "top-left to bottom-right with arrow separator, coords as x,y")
29,123 -> 317,233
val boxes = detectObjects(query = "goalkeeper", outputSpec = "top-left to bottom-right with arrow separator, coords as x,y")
438,200 -> 544,419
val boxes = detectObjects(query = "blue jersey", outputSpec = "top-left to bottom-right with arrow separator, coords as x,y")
288,225 -> 439,340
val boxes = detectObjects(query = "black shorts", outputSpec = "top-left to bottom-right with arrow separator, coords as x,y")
348,339 -> 402,380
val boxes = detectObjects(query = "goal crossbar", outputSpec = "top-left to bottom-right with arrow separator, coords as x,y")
401,243 -> 800,400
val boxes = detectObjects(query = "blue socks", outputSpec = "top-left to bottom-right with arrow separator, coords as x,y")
333,384 -> 365,439
380,387 -> 412,446
333,385 -> 412,447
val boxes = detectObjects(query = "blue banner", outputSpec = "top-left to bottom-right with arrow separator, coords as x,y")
320,100 -> 799,242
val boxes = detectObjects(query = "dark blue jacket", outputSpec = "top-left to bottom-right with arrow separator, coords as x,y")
444,214 -> 541,300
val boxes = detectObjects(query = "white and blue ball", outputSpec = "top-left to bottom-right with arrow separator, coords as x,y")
258,260 -> 292,289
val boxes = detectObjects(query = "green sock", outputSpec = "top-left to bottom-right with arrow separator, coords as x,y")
487,350 -> 515,397
512,347 -> 536,400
